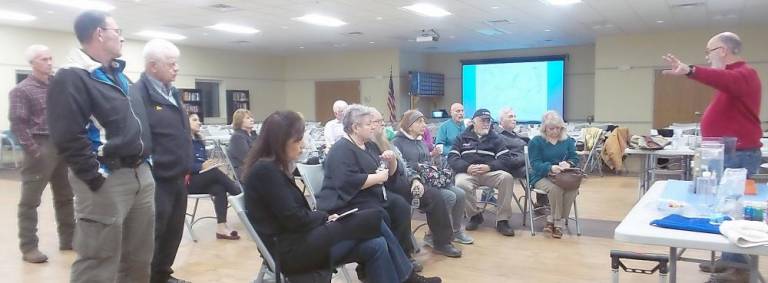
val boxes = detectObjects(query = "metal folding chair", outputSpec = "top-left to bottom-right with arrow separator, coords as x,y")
523,146 -> 582,236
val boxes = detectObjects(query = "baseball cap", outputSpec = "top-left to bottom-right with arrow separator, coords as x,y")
472,108 -> 492,120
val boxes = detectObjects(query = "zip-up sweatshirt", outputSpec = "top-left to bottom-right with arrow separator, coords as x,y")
48,49 -> 152,191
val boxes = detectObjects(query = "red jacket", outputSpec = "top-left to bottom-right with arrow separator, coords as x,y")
691,61 -> 762,150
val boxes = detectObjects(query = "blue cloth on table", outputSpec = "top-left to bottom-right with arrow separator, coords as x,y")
650,214 -> 724,234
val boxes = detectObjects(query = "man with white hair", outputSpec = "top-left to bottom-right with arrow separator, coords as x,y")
10,44 -> 75,263
436,103 -> 465,157
324,99 -> 348,148
448,109 -> 516,236
132,39 -> 192,283
664,32 -> 762,281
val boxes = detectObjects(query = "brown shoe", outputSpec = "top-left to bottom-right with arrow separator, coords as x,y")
216,231 -> 240,240
543,222 -> 555,234
552,227 -> 563,239
22,249 -> 48,263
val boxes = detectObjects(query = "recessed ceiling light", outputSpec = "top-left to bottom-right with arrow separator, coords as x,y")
281,26 -> 288,29
207,23 -> 260,34
46,10 -> 54,14
299,46 -> 304,49
202,32 -> 208,36
402,3 -> 452,17
0,10 -> 36,21
135,30 -> 186,41
541,0 -> 582,6
544,29 -> 551,32
293,14 -> 347,27
376,17 -> 383,20
656,20 -> 664,23
39,0 -> 115,11
369,41 -> 375,44
491,6 -> 500,9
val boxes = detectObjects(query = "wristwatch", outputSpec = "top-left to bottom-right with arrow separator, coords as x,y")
685,65 -> 695,77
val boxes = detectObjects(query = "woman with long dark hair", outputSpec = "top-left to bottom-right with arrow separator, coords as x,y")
187,113 -> 242,239
242,110 -> 440,283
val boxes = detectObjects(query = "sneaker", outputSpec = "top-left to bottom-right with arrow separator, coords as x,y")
465,214 -> 484,231
22,249 -> 48,263
453,231 -> 474,245
699,259 -> 728,273
706,268 -> 749,283
433,244 -> 462,258
496,220 -> 515,237
405,272 -> 442,283
410,258 -> 423,273
423,234 -> 434,248
167,276 -> 191,283
543,222 -> 555,234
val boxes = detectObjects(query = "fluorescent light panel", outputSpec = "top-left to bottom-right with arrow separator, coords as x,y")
135,30 -> 186,41
0,10 -> 36,21
293,14 -> 347,27
541,0 -> 582,5
207,23 -> 260,34
39,0 -> 115,11
402,3 -> 452,17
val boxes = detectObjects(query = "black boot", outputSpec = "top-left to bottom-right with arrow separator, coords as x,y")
465,213 -> 484,231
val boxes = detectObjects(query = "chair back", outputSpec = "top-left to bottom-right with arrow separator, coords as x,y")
296,163 -> 324,210
228,194 -> 277,273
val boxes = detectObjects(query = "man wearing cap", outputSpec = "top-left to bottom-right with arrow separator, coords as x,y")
448,108 -> 516,236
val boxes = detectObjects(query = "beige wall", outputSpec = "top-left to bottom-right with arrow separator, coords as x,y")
283,49 -> 401,121
0,25 -> 284,130
422,45 -> 596,122
595,27 -> 768,134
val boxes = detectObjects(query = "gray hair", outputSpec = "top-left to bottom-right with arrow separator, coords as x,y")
333,100 -> 348,113
539,110 -> 567,140
142,39 -> 180,63
717,32 -> 742,55
24,44 -> 49,63
342,104 -> 373,134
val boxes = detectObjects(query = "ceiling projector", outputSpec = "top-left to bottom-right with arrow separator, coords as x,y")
416,29 -> 439,42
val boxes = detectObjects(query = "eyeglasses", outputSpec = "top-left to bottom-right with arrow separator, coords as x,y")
100,27 -> 122,36
705,46 -> 723,55
372,119 -> 385,125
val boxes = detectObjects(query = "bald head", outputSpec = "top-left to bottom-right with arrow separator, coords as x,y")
449,103 -> 464,123
709,32 -> 742,55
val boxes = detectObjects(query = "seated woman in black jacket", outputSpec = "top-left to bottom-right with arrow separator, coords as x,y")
188,114 -> 242,240
227,108 -> 258,179
315,104 -> 420,268
243,110 -> 440,283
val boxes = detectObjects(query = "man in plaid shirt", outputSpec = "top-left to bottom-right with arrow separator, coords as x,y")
9,45 -> 74,263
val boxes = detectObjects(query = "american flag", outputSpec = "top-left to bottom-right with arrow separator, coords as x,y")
387,68 -> 396,122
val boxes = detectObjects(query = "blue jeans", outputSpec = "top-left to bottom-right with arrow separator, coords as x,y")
720,149 -> 761,265
329,222 -> 412,283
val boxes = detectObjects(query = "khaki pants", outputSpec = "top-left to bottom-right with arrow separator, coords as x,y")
18,136 -> 74,253
534,178 -> 579,228
69,163 -> 155,283
454,170 -> 515,222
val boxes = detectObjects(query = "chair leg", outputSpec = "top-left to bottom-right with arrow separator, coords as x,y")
528,190 -> 536,236
574,199 -> 582,236
186,198 -> 201,242
255,263 -> 267,283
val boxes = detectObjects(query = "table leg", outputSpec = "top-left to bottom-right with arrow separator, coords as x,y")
749,255 -> 759,283
639,154 -> 650,200
669,247 -> 677,283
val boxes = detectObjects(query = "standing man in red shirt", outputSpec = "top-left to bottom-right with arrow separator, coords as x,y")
10,45 -> 75,264
663,32 -> 762,281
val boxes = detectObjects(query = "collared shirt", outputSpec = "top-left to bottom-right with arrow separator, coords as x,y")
145,74 -> 177,106
324,119 -> 345,146
435,119 -> 466,156
9,75 -> 52,154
